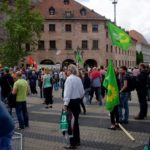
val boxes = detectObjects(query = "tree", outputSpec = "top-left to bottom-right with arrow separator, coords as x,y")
136,51 -> 144,65
0,0 -> 43,66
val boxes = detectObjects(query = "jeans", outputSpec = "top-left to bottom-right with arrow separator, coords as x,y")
44,87 -> 53,105
90,87 -> 102,105
59,79 -> 64,89
147,88 -> 150,99
68,99 -> 81,146
118,92 -> 129,122
16,102 -> 29,129
137,90 -> 147,118
0,131 -> 14,150
110,105 -> 119,125
54,82 -> 59,91
84,88 -> 91,105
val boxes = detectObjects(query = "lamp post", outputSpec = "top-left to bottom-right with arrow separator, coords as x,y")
112,0 -> 118,24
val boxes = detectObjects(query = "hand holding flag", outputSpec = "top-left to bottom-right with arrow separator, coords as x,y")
103,60 -> 119,112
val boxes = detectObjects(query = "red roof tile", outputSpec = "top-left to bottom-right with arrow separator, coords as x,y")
129,30 -> 148,44
33,0 -> 106,21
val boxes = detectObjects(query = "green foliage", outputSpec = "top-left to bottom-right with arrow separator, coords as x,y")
136,51 -> 144,65
0,0 -> 43,66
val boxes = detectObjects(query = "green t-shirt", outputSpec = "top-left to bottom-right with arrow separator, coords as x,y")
13,79 -> 28,102
43,74 -> 52,88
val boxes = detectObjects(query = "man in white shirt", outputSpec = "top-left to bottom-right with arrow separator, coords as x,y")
63,64 -> 84,149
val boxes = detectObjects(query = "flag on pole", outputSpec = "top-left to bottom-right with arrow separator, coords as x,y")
27,55 -> 34,65
27,56 -> 38,70
103,60 -> 119,112
75,51 -> 84,65
107,22 -> 132,51
33,61 -> 38,70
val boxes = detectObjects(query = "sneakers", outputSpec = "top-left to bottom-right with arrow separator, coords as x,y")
108,125 -> 116,130
64,145 -> 77,149
17,127 -> 24,130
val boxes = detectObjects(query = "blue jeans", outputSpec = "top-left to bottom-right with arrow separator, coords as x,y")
54,82 -> 59,91
147,88 -> 150,99
0,131 -> 14,150
118,92 -> 129,122
59,79 -> 64,89
16,102 -> 29,129
84,88 -> 91,105
90,87 -> 102,105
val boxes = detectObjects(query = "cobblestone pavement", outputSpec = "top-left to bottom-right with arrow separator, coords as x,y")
12,89 -> 150,150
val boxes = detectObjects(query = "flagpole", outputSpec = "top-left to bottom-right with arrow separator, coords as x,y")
112,0 -> 118,24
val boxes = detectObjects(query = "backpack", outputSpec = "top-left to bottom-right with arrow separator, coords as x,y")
126,74 -> 137,92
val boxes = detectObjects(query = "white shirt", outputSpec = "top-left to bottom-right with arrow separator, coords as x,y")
63,74 -> 85,106
59,71 -> 64,79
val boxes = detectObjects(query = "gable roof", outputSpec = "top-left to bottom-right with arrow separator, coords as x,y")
33,0 -> 106,21
129,30 -> 148,45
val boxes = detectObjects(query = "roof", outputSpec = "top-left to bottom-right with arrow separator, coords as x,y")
129,30 -> 148,45
33,0 -> 106,21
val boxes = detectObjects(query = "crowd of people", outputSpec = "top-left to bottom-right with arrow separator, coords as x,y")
0,63 -> 150,149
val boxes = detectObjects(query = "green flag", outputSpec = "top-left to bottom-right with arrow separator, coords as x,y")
103,60 -> 119,112
107,22 -> 132,51
75,51 -> 84,65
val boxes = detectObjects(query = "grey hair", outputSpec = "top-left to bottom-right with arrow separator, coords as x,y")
68,64 -> 77,75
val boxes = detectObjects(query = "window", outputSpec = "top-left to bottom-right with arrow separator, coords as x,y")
64,0 -> 69,5
111,45 -> 113,53
115,47 -> 117,53
26,43 -> 30,51
92,40 -> 98,49
41,24 -> 44,32
81,24 -> 87,32
119,60 -> 121,66
82,40 -> 88,49
38,40 -> 45,50
50,40 -> 56,50
49,24 -> 55,32
66,40 -> 72,49
106,30 -> 109,38
92,24 -> 98,32
80,8 -> 87,16
115,60 -> 117,67
65,24 -> 71,32
106,44 -> 108,52
106,59 -> 108,66
49,7 -> 55,15
65,11 -> 73,18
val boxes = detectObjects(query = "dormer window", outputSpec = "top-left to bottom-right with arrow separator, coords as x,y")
65,11 -> 71,17
80,8 -> 87,16
64,0 -> 69,5
49,7 -> 55,15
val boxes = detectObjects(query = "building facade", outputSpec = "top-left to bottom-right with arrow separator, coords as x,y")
1,0 -> 136,68
130,30 -> 150,65
136,43 -> 150,64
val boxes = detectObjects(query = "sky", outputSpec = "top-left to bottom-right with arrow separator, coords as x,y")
76,0 -> 150,43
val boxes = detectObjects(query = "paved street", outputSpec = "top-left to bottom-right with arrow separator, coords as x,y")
12,89 -> 150,150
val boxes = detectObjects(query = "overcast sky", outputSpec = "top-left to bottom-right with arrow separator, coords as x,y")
76,0 -> 150,43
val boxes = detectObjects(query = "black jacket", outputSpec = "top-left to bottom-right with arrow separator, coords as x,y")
136,69 -> 148,93
83,76 -> 91,89
0,74 -> 14,98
